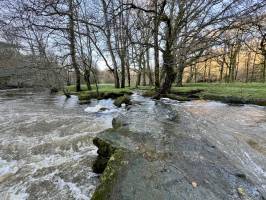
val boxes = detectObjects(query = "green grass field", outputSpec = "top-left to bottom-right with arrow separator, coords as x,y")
171,83 -> 266,99
66,82 -> 266,104
66,84 -> 132,101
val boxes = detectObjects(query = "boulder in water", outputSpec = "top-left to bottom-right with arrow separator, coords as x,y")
114,95 -> 131,107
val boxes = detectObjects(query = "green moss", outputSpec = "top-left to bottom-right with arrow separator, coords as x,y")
67,84 -> 132,93
92,149 -> 127,200
142,90 -> 156,97
78,90 -> 132,101
113,95 -> 131,107
92,137 -> 117,173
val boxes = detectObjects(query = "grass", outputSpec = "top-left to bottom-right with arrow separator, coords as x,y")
67,84 -> 130,93
170,82 -> 266,105
65,82 -> 266,105
66,84 -> 132,101
171,82 -> 266,99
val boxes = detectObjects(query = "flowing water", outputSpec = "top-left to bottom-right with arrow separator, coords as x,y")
0,90 -> 265,199
0,89 -> 120,200
106,94 -> 266,198
179,100 -> 266,195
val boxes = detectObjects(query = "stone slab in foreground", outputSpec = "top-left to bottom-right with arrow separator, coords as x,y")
92,128 -> 264,200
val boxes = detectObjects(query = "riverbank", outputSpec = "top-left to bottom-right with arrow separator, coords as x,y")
66,83 -> 266,106
143,83 -> 266,106
67,84 -> 132,104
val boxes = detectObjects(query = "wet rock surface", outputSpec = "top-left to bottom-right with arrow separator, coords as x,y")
113,95 -> 131,107
92,94 -> 266,200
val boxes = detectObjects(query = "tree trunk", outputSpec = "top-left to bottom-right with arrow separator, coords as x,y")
154,0 -> 160,88
142,54 -> 146,86
121,56 -> 126,88
245,52 -> 251,83
176,66 -> 184,87
158,51 -> 176,94
126,51 -> 131,87
208,64 -> 211,82
68,0 -> 80,92
146,48 -> 154,86
84,69 -> 92,90
251,53 -> 257,82
101,0 -> 120,88
157,17 -> 176,95
187,65 -> 193,83
234,53 -> 240,81
136,55 -> 142,87
220,55 -> 225,82
262,55 -> 266,83
194,64 -> 197,83
203,61 -> 207,82
136,71 -> 141,87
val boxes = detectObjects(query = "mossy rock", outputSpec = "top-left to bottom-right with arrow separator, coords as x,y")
92,149 -> 128,200
163,94 -> 190,101
142,90 -> 156,97
102,91 -> 133,99
172,89 -> 204,96
113,95 -> 131,107
112,117 -> 127,129
252,99 -> 266,106
78,92 -> 99,101
92,137 -> 117,173
79,91 -> 133,101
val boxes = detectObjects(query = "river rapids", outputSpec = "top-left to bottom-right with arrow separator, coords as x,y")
0,89 -> 265,199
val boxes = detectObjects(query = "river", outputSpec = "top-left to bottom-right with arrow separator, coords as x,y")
0,89 -> 265,199
0,89 -> 121,199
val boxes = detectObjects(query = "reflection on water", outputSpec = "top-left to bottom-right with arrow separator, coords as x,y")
0,89 -> 120,200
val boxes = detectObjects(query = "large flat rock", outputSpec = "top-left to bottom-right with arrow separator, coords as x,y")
92,96 -> 265,200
